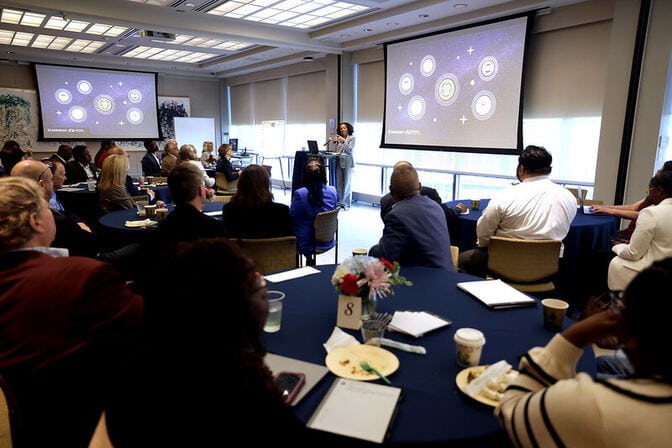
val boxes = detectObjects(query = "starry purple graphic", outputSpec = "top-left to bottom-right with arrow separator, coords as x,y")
384,17 -> 527,149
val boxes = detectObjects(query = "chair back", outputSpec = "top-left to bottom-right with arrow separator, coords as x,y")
0,374 -> 18,448
313,206 -> 341,263
208,194 -> 232,203
566,187 -> 587,205
487,236 -> 562,292
237,236 -> 298,274
215,172 -> 238,193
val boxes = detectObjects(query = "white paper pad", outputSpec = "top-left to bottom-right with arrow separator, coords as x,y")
388,311 -> 451,338
124,219 -> 158,228
203,211 -> 222,217
58,187 -> 85,192
264,266 -> 320,283
457,279 -> 536,309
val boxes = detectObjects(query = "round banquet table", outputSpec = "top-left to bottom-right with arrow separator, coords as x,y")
97,202 -> 222,248
264,265 -> 595,446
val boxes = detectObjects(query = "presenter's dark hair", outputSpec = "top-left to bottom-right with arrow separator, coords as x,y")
519,145 -> 552,175
339,122 -> 354,135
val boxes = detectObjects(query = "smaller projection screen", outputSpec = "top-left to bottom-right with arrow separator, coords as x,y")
382,13 -> 532,155
34,64 -> 160,140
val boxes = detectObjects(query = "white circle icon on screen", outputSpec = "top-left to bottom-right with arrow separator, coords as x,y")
127,108 -> 144,124
94,95 -> 115,115
399,73 -> 414,95
407,96 -> 426,120
128,89 -> 142,103
471,91 -> 496,120
76,80 -> 92,94
434,74 -> 459,106
420,55 -> 436,77
68,106 -> 87,123
478,57 -> 498,81
54,89 -> 72,105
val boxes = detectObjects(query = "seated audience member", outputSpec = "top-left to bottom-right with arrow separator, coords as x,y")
380,160 -> 466,222
94,139 -> 116,169
201,140 -> 216,167
290,160 -> 338,265
177,144 -> 215,187
106,146 -> 155,201
607,169 -> 672,291
495,258 -> 672,448
153,162 -> 227,245
65,144 -> 98,184
98,154 -> 135,212
105,238 -> 331,446
0,140 -> 24,176
47,159 -> 66,211
215,143 -> 240,182
369,163 -> 454,270
141,140 -> 162,177
160,139 -> 179,176
49,143 -> 72,165
222,164 -> 294,238
592,160 -> 672,243
0,176 -> 144,448
459,145 -> 577,277
11,159 -> 100,257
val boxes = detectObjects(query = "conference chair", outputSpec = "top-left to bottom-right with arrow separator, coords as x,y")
486,236 -> 562,294
300,206 -> 341,266
566,187 -> 587,205
215,172 -> 238,194
236,236 -> 298,275
0,374 -> 18,448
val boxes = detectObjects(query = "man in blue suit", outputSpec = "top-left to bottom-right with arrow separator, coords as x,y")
369,163 -> 454,270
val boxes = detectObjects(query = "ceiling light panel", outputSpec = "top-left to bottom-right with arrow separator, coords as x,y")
1,9 -> 23,25
206,0 -> 369,29
21,12 -> 46,27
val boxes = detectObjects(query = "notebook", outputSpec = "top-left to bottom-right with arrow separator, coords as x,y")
307,139 -> 319,154
456,279 -> 537,309
577,186 -> 596,214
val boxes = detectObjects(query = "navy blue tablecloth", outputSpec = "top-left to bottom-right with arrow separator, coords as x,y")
264,265 -> 595,446
445,199 -> 618,265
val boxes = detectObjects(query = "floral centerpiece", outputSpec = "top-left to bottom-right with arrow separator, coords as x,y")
331,255 -> 412,319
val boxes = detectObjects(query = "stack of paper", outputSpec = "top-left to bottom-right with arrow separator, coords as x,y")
388,311 -> 452,338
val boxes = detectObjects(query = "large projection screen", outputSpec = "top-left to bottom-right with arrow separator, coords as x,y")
34,64 -> 160,140
382,14 -> 532,155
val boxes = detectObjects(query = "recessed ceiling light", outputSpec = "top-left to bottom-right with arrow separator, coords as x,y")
362,28 -> 372,32
386,22 -> 398,27
453,3 -> 468,8
185,2 -> 195,7
418,14 -> 429,19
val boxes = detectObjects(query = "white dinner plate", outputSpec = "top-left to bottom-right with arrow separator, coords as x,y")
325,345 -> 399,381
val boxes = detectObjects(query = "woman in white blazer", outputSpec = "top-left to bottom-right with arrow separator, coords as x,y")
608,170 -> 672,291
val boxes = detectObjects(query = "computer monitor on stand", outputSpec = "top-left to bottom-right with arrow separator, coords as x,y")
229,138 -> 238,153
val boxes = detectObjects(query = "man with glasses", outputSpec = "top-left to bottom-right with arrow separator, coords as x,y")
11,159 -> 100,257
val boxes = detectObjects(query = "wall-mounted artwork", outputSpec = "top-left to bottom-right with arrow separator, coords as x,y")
0,87 -> 53,151
158,96 -> 190,140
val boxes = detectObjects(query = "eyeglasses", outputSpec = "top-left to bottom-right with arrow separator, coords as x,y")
37,161 -> 54,183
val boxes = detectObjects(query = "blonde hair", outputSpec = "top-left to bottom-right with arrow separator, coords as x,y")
178,144 -> 197,163
0,177 -> 45,251
98,154 -> 128,192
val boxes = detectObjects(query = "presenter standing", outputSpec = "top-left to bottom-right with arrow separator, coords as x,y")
329,121 -> 355,209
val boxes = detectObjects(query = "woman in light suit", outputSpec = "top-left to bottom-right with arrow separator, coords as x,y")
608,170 -> 672,291
328,121 -> 355,209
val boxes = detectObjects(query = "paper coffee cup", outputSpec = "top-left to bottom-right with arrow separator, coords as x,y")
541,299 -> 569,331
454,328 -> 486,367
470,199 -> 481,211
144,204 -> 156,217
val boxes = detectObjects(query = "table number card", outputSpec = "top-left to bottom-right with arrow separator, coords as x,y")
337,294 -> 363,329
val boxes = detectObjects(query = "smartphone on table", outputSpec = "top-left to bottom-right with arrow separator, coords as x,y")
273,371 -> 306,405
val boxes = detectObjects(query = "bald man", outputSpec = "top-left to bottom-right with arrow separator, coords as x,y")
11,159 -> 99,257
369,164 -> 454,270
